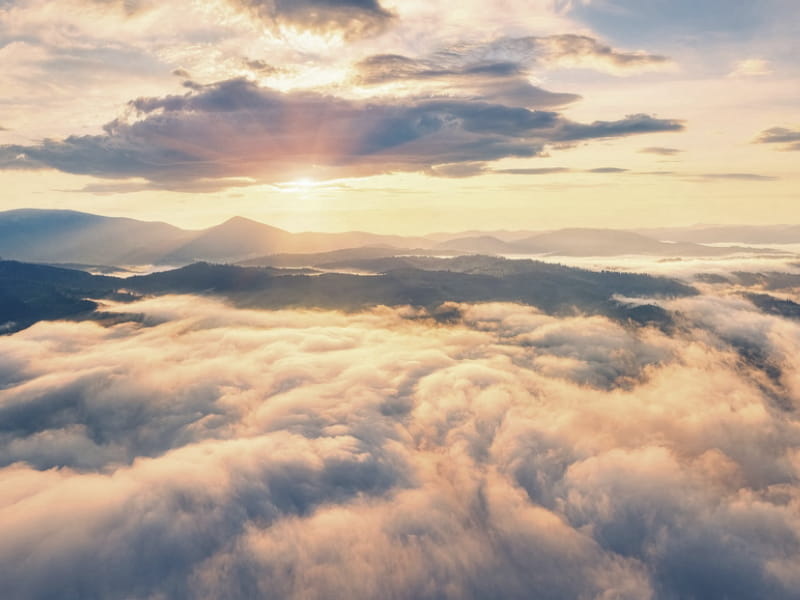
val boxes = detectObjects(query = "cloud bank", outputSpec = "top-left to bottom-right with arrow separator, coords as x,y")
0,78 -> 683,189
2,279 -> 800,598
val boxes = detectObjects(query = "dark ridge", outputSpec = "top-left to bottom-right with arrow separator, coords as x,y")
0,258 -> 697,333
744,292 -> 800,320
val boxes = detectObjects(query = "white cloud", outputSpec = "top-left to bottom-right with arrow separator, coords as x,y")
1,286 -> 800,598
730,58 -> 773,77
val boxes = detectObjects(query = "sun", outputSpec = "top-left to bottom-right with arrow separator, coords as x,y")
277,178 -> 318,193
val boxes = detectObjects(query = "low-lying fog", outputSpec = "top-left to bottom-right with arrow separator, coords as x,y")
1,257 -> 799,599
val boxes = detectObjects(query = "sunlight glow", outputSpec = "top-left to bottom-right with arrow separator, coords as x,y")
277,178 -> 319,193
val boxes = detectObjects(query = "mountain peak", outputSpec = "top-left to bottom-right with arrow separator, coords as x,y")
213,216 -> 288,234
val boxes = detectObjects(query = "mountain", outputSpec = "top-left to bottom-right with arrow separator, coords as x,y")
438,229 -> 781,257
431,225 -> 800,246
0,209 -> 437,266
425,230 -> 540,243
0,260 -> 122,333
635,225 -> 800,245
435,236 -> 520,254
288,231 -> 435,254
162,218 -> 439,263
159,217 -> 293,264
513,229 -> 731,256
0,209 -> 192,265
436,227 -> 800,256
0,257 -> 698,333
237,246 -> 457,268
1,210 -> 792,267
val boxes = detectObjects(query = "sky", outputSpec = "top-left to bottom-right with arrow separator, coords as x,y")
0,0 -> 798,233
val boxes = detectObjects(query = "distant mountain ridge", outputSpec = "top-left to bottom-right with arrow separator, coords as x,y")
634,225 -> 800,245
0,257 -> 696,333
0,209 -> 435,266
0,209 -> 192,265
0,209 -> 796,267
436,229 -> 782,257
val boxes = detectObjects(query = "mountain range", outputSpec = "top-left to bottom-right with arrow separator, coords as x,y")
0,209 -> 795,268
0,256 -> 696,334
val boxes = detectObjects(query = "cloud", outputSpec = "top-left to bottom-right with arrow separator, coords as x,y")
1,279 -> 800,598
755,127 -> 800,151
0,78 -> 684,189
61,177 -> 259,194
426,161 -> 488,178
698,173 -> 779,182
357,35 -> 672,79
353,53 -> 581,108
552,113 -> 684,142
352,34 -> 671,110
19,0 -> 395,37
729,58 -> 773,77
639,146 -> 683,156
230,0 -> 394,38
345,32 -> 673,130
587,167 -> 628,173
493,167 -> 572,175
531,34 -> 672,72
491,167 -> 632,177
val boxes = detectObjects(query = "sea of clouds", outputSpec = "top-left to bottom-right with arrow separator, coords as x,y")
2,273 -> 800,599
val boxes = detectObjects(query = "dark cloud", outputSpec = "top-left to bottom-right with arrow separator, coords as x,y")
83,0 -> 154,16
231,0 -> 394,38
1,280 -> 800,599
356,54 -> 523,84
0,78 -> 684,190
640,146 -> 683,155
493,167 -> 572,175
356,35 -> 670,83
588,167 -> 628,173
427,162 -> 488,178
755,127 -> 800,151
533,34 -> 671,69
553,113 -> 684,142
492,167 -> 632,176
354,54 -> 580,109
352,34 -> 669,111
242,58 -> 279,74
